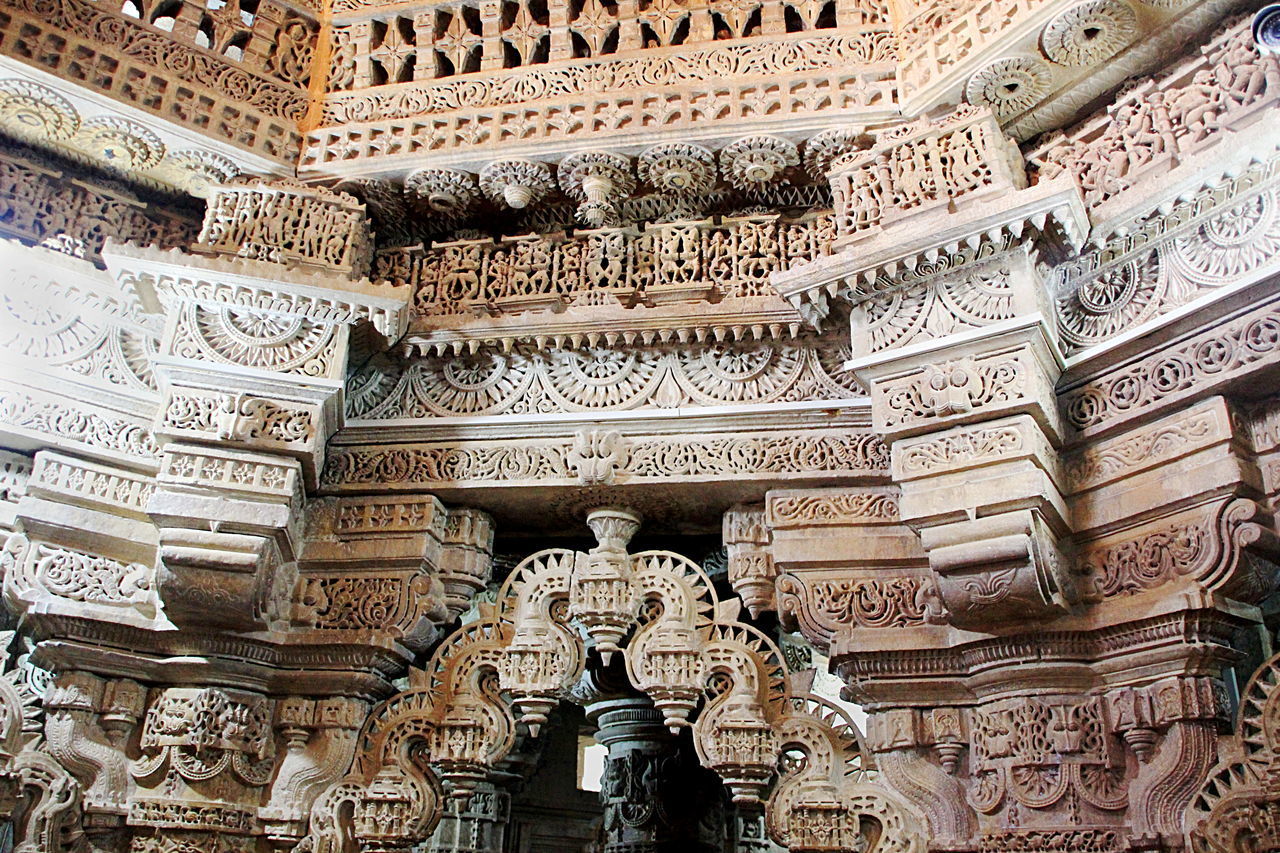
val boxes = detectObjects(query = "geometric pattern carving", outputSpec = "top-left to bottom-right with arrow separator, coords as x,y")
1054,155 -> 1280,356
0,0 -> 312,164
347,336 -> 859,419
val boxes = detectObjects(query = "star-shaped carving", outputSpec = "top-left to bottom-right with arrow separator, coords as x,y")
370,22 -> 415,82
640,0 -> 690,45
503,4 -> 548,62
434,13 -> 482,73
571,0 -> 618,54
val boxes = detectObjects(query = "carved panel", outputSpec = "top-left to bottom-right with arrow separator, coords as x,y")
1053,153 -> 1280,356
348,336 -> 858,419
323,427 -> 888,488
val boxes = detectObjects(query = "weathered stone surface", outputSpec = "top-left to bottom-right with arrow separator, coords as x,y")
2,6 -> 1280,853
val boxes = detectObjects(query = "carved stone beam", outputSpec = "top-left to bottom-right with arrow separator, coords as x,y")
295,495 -> 495,652
103,178 -> 409,484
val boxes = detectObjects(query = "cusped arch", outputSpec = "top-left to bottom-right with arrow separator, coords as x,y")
300,509 -> 927,853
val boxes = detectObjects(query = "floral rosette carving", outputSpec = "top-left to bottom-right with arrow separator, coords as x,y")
173,305 -> 337,378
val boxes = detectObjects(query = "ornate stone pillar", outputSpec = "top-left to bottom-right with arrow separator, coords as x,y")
590,695 -> 725,853
426,778 -> 510,853
102,177 -> 406,634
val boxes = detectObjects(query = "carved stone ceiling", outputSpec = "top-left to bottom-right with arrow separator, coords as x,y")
0,58 -> 287,197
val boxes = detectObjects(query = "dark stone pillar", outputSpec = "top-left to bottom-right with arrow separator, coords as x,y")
591,697 -> 724,853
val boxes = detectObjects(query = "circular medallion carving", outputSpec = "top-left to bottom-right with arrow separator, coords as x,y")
0,79 -> 80,141
78,116 -> 166,171
965,57 -> 1053,120
1169,192 -> 1280,284
1041,0 -> 1137,67
1057,250 -> 1165,350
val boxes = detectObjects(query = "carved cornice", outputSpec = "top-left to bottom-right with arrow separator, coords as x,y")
831,609 -> 1245,695
104,244 -> 409,340
307,29 -> 897,175
903,0 -> 1240,140
379,211 -> 831,349
30,632 -> 407,699
1026,14 -> 1280,234
1061,285 -> 1280,440
0,64 -> 263,197
323,423 -> 889,491
347,334 -> 859,420
1053,150 -> 1280,358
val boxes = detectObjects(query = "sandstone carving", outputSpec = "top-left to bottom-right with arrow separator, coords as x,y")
1,3 -> 1279,852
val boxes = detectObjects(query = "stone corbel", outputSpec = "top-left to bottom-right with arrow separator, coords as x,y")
294,495 -> 491,650
1117,677 -> 1225,845
864,707 -> 978,848
439,508 -> 496,620
43,672 -> 144,848
922,508 -> 1074,625
766,486 -> 940,654
850,281 -> 1071,630
1076,495 -> 1280,605
723,503 -> 774,619
146,443 -> 303,631
261,696 -> 368,848
6,451 -> 161,629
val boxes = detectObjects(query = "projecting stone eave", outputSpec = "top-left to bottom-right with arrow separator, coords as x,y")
769,176 -> 1089,327
100,241 -> 412,341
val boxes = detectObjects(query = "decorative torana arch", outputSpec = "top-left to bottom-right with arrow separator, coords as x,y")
298,508 -> 924,853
